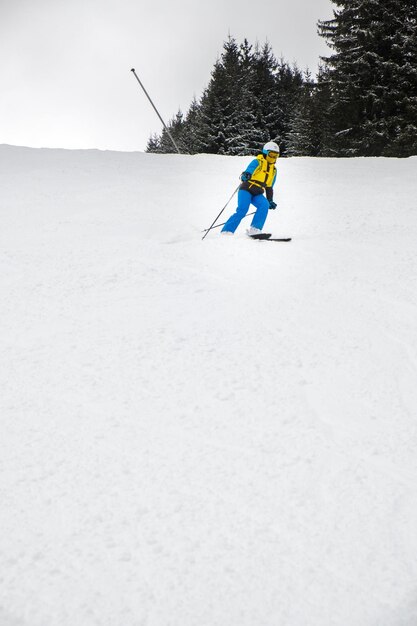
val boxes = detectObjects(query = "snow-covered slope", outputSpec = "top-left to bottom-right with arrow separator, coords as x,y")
1,145 -> 417,626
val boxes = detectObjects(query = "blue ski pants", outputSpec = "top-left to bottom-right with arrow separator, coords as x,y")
221,189 -> 269,233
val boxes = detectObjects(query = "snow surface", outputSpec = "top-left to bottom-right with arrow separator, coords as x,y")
1,144 -> 417,626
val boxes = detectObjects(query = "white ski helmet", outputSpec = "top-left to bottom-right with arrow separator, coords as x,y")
262,141 -> 280,155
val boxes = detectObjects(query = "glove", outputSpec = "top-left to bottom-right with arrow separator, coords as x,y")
240,171 -> 251,182
269,201 -> 277,210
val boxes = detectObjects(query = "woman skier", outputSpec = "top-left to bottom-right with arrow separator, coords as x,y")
221,141 -> 279,237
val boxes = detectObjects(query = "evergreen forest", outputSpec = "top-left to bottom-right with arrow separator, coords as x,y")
146,1 -> 417,158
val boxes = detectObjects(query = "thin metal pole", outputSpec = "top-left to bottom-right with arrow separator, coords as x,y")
201,185 -> 240,241
130,68 -> 182,154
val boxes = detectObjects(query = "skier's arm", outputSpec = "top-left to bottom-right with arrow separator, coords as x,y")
240,158 -> 260,181
266,171 -> 277,204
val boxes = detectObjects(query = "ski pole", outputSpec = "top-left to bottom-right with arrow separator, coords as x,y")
201,211 -> 256,233
130,68 -> 182,154
201,185 -> 240,241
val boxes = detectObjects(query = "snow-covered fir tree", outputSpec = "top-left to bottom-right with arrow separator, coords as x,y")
318,0 -> 417,156
287,68 -> 332,156
145,133 -> 161,153
287,73 -> 320,156
146,36 -> 307,156
248,42 -> 281,143
195,37 -> 262,155
273,60 -> 304,154
155,111 -> 188,154
181,98 -> 204,154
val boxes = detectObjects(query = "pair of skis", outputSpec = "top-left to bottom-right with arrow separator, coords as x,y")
201,226 -> 292,242
201,208 -> 291,242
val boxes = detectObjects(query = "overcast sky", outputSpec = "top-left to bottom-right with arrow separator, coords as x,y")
1,0 -> 335,152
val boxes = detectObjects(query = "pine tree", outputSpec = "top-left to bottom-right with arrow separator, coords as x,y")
176,99 -> 201,154
313,67 -> 333,155
146,132 -> 161,153
145,35 -> 309,157
273,60 -> 305,155
193,36 -> 261,155
155,110 -> 187,153
192,38 -> 239,154
249,42 -> 280,143
224,40 -> 266,154
286,67 -> 332,156
318,0 -> 417,156
146,112 -> 187,154
287,73 -> 318,156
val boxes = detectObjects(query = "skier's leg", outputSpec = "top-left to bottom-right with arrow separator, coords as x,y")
250,194 -> 270,230
221,190 -> 252,233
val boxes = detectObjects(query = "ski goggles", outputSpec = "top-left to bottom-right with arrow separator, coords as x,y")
267,151 -> 279,158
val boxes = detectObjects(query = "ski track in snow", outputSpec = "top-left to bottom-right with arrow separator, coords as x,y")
1,145 -> 417,626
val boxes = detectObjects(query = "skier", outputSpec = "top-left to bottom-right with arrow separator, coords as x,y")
221,141 -> 279,237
